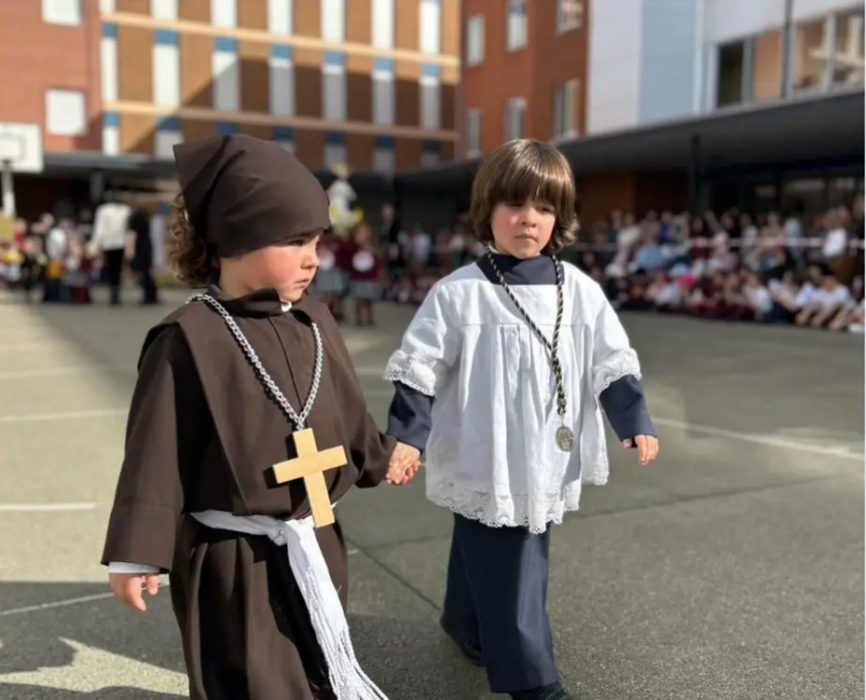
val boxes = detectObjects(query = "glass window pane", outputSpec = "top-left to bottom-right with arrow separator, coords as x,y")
793,19 -> 829,91
833,10 -> 865,86
751,30 -> 782,101
717,41 -> 744,106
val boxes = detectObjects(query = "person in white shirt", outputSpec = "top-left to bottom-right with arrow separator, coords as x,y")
796,271 -> 853,328
743,271 -> 773,321
91,193 -> 132,305
383,140 -> 659,700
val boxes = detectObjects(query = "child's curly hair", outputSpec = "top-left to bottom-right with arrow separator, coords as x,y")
166,194 -> 220,287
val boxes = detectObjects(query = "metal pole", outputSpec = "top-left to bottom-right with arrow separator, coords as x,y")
781,0 -> 794,98
1,160 -> 15,218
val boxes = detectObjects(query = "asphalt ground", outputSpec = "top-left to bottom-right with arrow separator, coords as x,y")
0,285 -> 862,700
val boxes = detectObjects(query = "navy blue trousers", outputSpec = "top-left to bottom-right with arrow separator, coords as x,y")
442,514 -> 559,693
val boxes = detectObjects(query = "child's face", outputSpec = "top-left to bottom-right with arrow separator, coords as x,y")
490,198 -> 556,259
230,234 -> 321,303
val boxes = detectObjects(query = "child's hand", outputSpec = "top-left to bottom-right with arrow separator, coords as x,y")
386,441 -> 421,485
623,435 -> 659,466
109,572 -> 161,612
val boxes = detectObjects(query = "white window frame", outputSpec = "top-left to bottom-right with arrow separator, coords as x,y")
555,0 -> 583,34
420,0 -> 442,54
211,0 -> 237,28
151,0 -> 178,20
322,0 -> 346,43
506,0 -> 528,52
46,89 -> 87,136
153,39 -> 180,107
372,0 -> 394,50
268,0 -> 293,35
466,15 -> 485,67
504,97 -> 526,141
42,0 -> 81,26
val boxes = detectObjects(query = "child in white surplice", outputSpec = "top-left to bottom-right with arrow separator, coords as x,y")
383,139 -> 660,700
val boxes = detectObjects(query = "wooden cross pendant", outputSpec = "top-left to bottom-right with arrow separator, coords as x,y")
272,428 -> 348,528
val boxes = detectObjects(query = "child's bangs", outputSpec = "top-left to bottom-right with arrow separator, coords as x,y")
491,152 -> 572,212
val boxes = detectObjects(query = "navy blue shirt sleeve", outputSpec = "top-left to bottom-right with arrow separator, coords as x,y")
387,381 -> 434,452
599,374 -> 656,442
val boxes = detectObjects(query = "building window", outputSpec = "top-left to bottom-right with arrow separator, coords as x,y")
46,90 -> 87,136
504,97 -> 525,140
716,40 -> 745,107
832,9 -> 865,86
372,0 -> 394,50
322,0 -> 345,43
101,23 -> 118,103
270,45 -> 295,116
420,65 -> 441,130
373,136 -> 395,173
373,58 -> 395,125
556,0 -> 582,33
268,0 -> 293,35
750,30 -> 782,102
466,15 -> 485,67
553,79 -> 579,139
324,132 -> 347,168
213,38 -> 240,111
506,0 -> 528,52
211,0 -> 237,28
420,0 -> 442,54
274,126 -> 295,152
466,109 -> 482,156
103,112 -> 119,155
155,118 -> 182,160
421,140 -> 440,167
323,52 -> 347,121
151,0 -> 178,20
43,0 -> 81,25
154,30 -> 180,107
793,17 -> 831,92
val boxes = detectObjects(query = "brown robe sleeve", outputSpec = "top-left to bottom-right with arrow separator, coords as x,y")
101,325 -> 205,572
317,310 -> 396,488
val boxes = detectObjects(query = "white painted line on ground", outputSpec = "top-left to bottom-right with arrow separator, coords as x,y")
0,408 -> 128,423
0,583 -> 171,618
0,592 -> 116,617
653,417 -> 864,462
0,502 -> 97,513
0,365 -> 107,381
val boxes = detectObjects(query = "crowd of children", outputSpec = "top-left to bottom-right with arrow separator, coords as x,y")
0,215 -> 96,304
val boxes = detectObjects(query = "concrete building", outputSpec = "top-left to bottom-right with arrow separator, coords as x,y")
398,0 -> 863,232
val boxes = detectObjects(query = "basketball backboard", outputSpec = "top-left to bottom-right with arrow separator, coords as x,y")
0,123 -> 43,173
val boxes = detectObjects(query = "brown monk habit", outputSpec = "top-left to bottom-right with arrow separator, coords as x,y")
102,285 -> 396,699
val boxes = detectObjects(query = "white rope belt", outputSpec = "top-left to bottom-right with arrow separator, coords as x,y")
191,510 -> 388,700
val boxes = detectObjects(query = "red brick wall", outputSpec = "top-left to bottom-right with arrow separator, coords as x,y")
460,0 -> 589,155
0,0 -> 102,152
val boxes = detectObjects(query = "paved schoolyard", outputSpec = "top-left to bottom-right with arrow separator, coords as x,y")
0,287 -> 862,699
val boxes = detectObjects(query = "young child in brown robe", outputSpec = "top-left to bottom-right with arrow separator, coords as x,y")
102,134 -> 421,700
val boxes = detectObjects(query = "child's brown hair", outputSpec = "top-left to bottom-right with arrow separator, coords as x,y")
470,139 -> 578,254
165,194 -> 220,287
